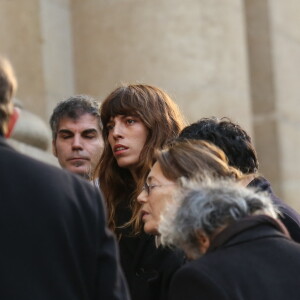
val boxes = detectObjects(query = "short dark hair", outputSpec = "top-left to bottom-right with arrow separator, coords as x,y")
179,117 -> 258,174
49,95 -> 101,140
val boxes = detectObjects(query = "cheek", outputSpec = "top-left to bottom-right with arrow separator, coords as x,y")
135,134 -> 147,154
135,126 -> 148,148
107,134 -> 114,148
155,191 -> 176,220
54,142 -> 64,156
150,198 -> 166,222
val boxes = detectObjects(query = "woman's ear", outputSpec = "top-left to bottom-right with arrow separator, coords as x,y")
5,106 -> 20,138
197,231 -> 210,255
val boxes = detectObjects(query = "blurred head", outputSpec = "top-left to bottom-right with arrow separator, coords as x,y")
137,139 -> 243,235
159,179 -> 278,259
49,95 -> 103,179
97,83 -> 186,231
179,117 -> 258,174
0,57 -> 18,136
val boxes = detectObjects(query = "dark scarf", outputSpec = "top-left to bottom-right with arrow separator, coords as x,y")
208,215 -> 290,253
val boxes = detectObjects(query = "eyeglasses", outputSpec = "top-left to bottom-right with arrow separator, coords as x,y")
142,182 -> 175,196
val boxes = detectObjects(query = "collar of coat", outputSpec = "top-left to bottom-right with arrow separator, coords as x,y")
207,214 -> 291,253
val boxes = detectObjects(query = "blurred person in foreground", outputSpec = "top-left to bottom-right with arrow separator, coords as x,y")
160,179 -> 300,300
0,56 -> 129,299
179,117 -> 300,242
50,95 -> 104,181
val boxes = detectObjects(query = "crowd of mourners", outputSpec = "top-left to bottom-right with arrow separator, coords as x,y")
1,55 -> 300,300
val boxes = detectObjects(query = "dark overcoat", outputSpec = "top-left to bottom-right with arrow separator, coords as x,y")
168,215 -> 300,300
248,176 -> 300,242
119,232 -> 185,300
0,137 -> 129,300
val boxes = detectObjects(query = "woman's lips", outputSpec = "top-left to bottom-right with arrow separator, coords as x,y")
141,210 -> 150,221
114,144 -> 129,155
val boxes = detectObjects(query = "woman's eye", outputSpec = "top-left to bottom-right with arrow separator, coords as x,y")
106,124 -> 114,130
126,119 -> 136,125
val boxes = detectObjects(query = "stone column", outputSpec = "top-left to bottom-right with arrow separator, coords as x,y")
71,0 -> 252,130
0,0 -> 75,121
268,0 -> 300,211
0,0 -> 47,119
244,0 -> 282,196
40,0 -> 75,119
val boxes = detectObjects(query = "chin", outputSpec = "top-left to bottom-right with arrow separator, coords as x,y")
115,158 -> 137,169
144,224 -> 159,235
68,168 -> 88,177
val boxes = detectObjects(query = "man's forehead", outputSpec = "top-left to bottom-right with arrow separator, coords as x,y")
58,113 -> 101,131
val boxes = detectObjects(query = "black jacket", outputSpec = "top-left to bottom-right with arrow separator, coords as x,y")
0,137 -> 129,300
169,215 -> 300,300
248,176 -> 300,242
119,231 -> 185,300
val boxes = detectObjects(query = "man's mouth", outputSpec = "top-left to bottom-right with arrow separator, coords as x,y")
68,157 -> 89,161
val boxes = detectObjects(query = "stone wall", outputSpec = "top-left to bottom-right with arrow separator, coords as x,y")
0,0 -> 299,211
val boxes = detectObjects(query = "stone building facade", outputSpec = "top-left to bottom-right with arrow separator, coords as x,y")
0,0 -> 299,211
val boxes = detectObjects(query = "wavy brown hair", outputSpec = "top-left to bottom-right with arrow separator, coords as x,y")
156,139 -> 244,183
95,84 -> 186,234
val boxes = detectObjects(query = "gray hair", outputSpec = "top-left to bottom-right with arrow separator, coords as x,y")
159,178 -> 279,259
49,94 -> 101,140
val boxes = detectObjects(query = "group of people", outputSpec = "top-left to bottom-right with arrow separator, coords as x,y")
2,55 -> 300,300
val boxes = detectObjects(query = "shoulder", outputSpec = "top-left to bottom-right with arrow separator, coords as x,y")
249,176 -> 300,242
169,259 -> 228,300
0,139 -> 103,211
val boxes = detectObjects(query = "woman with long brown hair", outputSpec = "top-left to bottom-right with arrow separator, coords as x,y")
95,83 -> 186,300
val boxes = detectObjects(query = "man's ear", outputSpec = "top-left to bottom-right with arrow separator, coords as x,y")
197,231 -> 210,255
5,106 -> 20,138
52,139 -> 58,157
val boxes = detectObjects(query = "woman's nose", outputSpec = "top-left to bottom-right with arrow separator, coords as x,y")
137,189 -> 147,203
111,122 -> 124,139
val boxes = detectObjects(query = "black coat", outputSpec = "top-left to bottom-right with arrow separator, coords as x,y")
119,230 -> 185,300
248,176 -> 300,242
168,215 -> 300,300
0,137 -> 129,300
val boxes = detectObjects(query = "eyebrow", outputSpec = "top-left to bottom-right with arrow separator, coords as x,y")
58,129 -> 73,135
147,175 -> 159,185
58,128 -> 99,135
82,128 -> 99,134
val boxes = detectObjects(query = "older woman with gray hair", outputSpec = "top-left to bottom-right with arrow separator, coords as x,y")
160,180 -> 300,300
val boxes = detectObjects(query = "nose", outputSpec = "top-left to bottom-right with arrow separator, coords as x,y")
137,189 -> 147,204
71,135 -> 83,150
111,122 -> 124,140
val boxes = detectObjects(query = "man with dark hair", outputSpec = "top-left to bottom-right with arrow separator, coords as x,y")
179,117 -> 300,242
49,95 -> 103,180
0,56 -> 129,299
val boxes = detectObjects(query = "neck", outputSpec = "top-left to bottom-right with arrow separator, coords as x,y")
239,174 -> 256,187
129,168 -> 139,183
